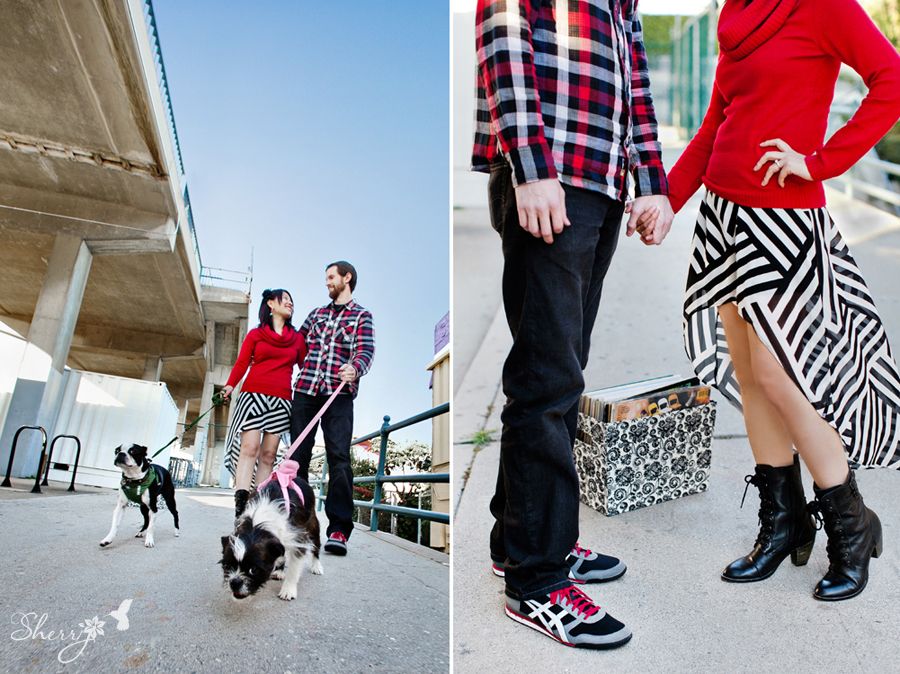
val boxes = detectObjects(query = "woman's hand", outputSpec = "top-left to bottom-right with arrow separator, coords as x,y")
754,139 -> 812,187
221,385 -> 234,400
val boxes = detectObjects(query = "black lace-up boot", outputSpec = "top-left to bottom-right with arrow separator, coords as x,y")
809,470 -> 883,601
722,454 -> 816,582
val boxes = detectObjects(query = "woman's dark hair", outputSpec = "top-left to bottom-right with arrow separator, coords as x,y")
258,288 -> 294,330
326,260 -> 357,292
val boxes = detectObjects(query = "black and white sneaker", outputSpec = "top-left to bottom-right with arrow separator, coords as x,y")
566,542 -> 627,583
505,584 -> 632,649
491,543 -> 626,584
324,532 -> 348,555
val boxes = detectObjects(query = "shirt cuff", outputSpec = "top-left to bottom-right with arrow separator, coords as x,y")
506,142 -> 558,187
632,164 -> 670,198
805,153 -> 827,182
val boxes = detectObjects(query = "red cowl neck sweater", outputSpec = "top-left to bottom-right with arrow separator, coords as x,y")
667,0 -> 900,213
226,325 -> 307,400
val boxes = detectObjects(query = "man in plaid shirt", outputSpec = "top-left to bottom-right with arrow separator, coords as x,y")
289,260 -> 374,555
474,0 -> 673,649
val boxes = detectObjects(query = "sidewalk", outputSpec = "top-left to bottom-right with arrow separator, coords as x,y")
452,140 -> 900,672
0,487 -> 448,673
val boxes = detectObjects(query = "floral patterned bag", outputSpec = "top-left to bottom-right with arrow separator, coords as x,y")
572,402 -> 716,516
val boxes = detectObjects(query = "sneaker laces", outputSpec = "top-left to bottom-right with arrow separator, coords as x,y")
549,585 -> 600,619
570,542 -> 591,558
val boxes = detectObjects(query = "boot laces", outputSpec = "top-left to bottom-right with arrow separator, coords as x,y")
549,585 -> 600,619
741,474 -> 776,546
809,499 -> 851,566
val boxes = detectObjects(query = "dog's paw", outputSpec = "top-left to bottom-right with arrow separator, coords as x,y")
99,539 -> 112,547
144,537 -> 155,548
134,531 -> 145,538
310,558 -> 324,575
278,585 -> 297,601
270,569 -> 285,580
174,530 -> 180,538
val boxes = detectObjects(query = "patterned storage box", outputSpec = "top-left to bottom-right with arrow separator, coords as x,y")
573,402 -> 717,516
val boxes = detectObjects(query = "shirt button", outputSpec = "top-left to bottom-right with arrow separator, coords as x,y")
620,169 -> 626,177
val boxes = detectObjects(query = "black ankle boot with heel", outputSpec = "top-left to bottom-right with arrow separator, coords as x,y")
722,454 -> 817,582
809,470 -> 882,601
234,489 -> 250,520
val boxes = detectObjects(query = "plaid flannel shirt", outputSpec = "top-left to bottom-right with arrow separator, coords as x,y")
472,0 -> 668,201
294,300 -> 375,397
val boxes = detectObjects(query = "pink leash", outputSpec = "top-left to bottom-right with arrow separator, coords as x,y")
257,381 -> 347,512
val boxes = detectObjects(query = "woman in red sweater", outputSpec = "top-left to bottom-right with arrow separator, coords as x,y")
222,289 -> 307,518
643,0 -> 900,601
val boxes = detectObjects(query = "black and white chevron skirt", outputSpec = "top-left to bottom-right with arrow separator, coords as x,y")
684,190 -> 900,469
224,391 -> 292,476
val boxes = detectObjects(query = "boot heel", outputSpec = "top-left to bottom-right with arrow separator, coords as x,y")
791,541 -> 814,566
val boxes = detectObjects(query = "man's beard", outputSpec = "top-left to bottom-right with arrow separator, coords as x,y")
328,282 -> 344,300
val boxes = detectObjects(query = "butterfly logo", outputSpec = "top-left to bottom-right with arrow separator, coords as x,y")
107,599 -> 132,631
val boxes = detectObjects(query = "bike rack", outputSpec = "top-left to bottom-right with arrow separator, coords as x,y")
42,434 -> 82,492
1,425 -> 48,492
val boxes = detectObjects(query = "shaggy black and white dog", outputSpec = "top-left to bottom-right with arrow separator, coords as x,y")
100,443 -> 180,549
220,475 -> 322,601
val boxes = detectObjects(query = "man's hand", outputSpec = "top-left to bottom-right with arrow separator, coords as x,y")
626,195 -> 674,246
338,364 -> 358,383
514,178 -> 571,244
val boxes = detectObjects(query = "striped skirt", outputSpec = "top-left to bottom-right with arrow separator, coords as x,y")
224,391 -> 292,476
683,190 -> 900,469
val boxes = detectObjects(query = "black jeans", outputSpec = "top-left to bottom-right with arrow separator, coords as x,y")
488,163 -> 624,599
289,392 -> 354,539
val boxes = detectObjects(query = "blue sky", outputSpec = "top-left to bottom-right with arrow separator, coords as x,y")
153,1 -> 449,444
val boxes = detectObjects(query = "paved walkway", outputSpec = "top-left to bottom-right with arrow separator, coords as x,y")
0,485 -> 448,673
453,138 -> 900,672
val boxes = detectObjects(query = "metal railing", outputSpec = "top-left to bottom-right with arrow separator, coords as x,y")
310,402 -> 450,533
670,1 -> 718,138
169,456 -> 199,488
142,0 -> 184,175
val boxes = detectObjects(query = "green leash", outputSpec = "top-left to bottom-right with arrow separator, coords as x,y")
150,391 -> 228,459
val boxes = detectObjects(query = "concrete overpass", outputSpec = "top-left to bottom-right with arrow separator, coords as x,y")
0,0 -> 248,480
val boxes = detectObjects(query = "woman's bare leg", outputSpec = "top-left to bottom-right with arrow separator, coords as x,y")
718,303 -> 794,467
256,433 -> 280,485
746,323 -> 848,488
234,429 -> 262,491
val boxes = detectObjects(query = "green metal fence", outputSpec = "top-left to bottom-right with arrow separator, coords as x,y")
310,402 -> 450,537
670,2 -> 719,138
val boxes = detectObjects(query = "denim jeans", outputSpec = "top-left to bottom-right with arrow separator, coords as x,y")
289,392 -> 355,539
487,162 -> 624,599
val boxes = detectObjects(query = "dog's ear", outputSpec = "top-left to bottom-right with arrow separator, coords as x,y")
221,535 -> 232,553
130,445 -> 149,464
266,538 -> 285,560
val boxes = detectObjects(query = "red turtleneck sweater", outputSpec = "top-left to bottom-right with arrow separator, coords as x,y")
668,0 -> 900,213
226,325 -> 307,400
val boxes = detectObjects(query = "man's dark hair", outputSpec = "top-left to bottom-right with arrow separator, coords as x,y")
327,260 -> 357,292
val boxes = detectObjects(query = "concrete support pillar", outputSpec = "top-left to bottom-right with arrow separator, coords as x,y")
0,234 -> 92,477
194,371 -> 214,484
142,356 -> 163,382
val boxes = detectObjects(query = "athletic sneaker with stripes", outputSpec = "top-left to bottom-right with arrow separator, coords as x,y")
505,585 -> 632,649
491,542 -> 626,584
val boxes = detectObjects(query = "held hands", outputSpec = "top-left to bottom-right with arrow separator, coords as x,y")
514,178 -> 571,244
625,195 -> 675,246
338,364 -> 358,383
754,138 -> 812,187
